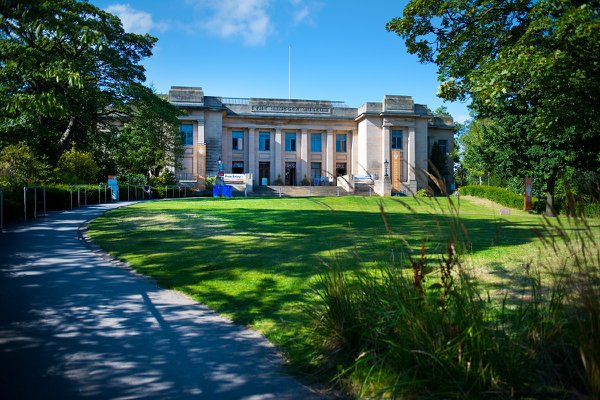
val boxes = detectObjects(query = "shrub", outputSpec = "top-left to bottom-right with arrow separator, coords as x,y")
55,147 -> 99,184
414,188 -> 432,197
274,174 -> 283,186
0,143 -> 49,189
205,176 -> 216,191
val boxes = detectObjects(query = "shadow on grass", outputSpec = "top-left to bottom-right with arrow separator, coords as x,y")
86,197 -> 597,333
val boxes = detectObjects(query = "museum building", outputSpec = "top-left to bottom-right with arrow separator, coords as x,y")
168,86 -> 454,196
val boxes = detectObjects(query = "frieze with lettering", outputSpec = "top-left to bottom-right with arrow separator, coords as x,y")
250,100 -> 332,115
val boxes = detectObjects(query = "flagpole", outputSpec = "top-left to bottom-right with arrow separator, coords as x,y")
288,45 -> 291,99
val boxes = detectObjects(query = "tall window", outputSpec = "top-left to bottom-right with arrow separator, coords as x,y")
438,139 -> 448,155
392,129 -> 403,150
258,131 -> 270,151
311,133 -> 322,152
180,124 -> 193,146
232,131 -> 244,150
285,132 -> 296,151
336,134 -> 347,153
311,162 -> 322,179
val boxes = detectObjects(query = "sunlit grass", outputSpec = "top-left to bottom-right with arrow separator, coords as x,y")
87,196 -> 600,377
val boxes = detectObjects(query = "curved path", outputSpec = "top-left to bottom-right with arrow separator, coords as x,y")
0,203 -> 322,399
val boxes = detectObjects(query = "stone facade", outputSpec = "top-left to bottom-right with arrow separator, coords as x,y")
168,86 -> 454,196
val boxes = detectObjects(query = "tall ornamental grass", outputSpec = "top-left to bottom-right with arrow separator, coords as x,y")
308,191 -> 599,399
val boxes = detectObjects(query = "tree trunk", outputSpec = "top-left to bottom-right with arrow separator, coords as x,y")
546,174 -> 557,217
58,116 -> 77,155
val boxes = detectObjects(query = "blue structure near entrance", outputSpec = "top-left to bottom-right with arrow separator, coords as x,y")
213,185 -> 233,198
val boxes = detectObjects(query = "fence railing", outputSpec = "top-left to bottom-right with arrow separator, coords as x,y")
0,184 -> 196,228
23,186 -> 47,222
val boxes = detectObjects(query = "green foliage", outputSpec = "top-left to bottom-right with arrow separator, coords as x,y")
205,176 -> 216,191
149,170 -> 177,186
414,188 -> 432,197
118,174 -> 146,186
301,174 -> 311,186
115,88 -> 183,178
0,143 -> 49,188
55,147 -> 100,184
0,0 -> 163,176
459,185 -> 543,211
274,174 -> 283,185
388,0 -> 600,215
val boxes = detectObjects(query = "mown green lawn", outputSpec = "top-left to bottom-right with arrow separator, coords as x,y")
87,196 -> 598,372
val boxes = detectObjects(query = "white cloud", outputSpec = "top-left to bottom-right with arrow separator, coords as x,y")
290,0 -> 321,25
105,4 -> 167,34
188,0 -> 273,46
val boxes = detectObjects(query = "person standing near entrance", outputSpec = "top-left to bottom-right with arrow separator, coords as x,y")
321,175 -> 325,186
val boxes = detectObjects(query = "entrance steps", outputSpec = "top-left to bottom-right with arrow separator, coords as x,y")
248,185 -> 352,197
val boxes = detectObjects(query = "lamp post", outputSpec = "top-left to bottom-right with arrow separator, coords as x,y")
384,159 -> 389,178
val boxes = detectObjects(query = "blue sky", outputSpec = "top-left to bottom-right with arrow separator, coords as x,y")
90,0 -> 471,123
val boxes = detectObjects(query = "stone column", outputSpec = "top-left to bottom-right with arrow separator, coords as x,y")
248,128 -> 256,186
274,128 -> 282,183
300,128 -> 308,181
382,123 -> 391,180
408,126 -> 416,181
196,119 -> 205,185
326,129 -> 334,180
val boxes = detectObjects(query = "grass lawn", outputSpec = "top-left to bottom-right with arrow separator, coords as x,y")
86,196 -> 599,376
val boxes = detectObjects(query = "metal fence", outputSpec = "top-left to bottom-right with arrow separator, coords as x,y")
23,186 -> 47,222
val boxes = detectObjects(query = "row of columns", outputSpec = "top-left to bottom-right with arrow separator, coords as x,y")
245,127 -> 343,184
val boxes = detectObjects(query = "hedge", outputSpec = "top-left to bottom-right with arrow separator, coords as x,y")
458,185 -> 541,210
459,185 -> 600,218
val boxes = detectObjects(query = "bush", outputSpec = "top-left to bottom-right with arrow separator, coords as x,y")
205,176 -> 216,192
149,170 -> 177,186
0,143 -> 49,189
414,188 -> 432,197
55,147 -> 99,184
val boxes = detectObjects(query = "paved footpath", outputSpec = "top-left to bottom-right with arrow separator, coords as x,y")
0,203 -> 322,399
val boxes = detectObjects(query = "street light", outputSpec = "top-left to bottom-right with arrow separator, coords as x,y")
384,159 -> 389,177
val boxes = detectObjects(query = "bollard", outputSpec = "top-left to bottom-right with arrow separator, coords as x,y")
337,189 -> 340,197
98,185 -> 101,204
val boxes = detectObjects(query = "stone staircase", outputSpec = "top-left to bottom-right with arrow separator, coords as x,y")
248,185 -> 353,197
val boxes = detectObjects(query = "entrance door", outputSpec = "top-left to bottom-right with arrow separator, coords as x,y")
391,150 -> 402,192
285,162 -> 297,186
259,162 -> 270,186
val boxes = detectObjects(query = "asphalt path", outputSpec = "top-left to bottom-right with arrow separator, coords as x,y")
0,202 -> 322,399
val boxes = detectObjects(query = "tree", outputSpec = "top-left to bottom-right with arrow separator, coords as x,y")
387,0 -> 600,215
0,0 -> 157,166
114,88 -> 183,178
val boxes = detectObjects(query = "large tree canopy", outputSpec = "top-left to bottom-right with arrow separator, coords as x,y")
388,0 -> 600,215
0,0 -> 159,167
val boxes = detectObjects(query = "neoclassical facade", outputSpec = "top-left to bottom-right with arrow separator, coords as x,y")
169,86 -> 454,195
